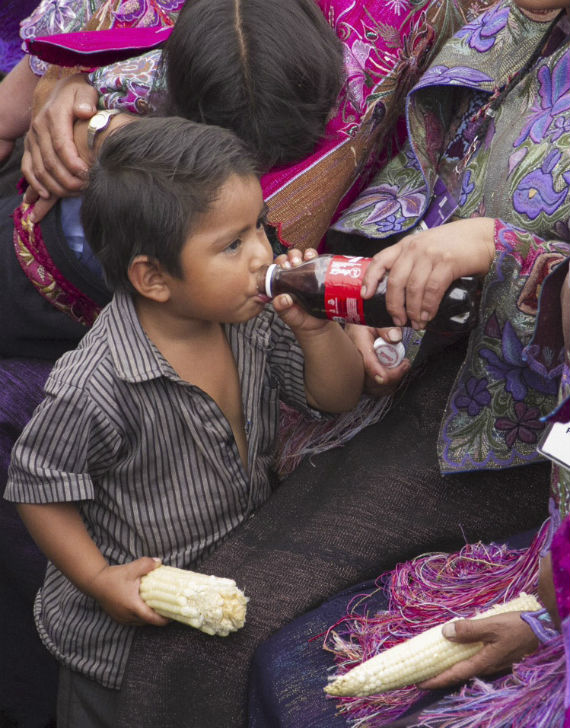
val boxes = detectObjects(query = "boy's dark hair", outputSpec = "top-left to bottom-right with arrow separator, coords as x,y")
81,116 -> 257,293
164,0 -> 344,171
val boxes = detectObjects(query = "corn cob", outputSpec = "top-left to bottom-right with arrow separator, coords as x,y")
139,565 -> 248,636
324,592 -> 541,697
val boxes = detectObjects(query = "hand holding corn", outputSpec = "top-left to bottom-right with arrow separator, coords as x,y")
140,565 -> 248,636
325,592 -> 541,697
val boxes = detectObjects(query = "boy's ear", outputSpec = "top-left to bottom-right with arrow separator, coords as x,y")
128,255 -> 171,302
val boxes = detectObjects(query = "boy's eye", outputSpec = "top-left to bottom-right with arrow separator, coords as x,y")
226,238 -> 242,252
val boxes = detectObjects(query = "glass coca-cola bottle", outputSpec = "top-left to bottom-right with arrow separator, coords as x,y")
258,254 -> 479,334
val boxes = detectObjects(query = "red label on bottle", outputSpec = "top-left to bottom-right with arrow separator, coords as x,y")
324,256 -> 371,323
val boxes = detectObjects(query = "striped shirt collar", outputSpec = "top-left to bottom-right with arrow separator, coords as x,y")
103,291 -> 275,384
104,290 -> 178,384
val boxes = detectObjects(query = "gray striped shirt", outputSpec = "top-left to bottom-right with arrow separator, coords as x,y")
5,290 -> 315,688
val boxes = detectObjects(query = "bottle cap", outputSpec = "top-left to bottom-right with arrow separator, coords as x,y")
264,263 -> 278,298
373,337 -> 405,368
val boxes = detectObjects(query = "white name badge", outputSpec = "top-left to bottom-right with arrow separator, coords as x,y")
538,422 -> 570,470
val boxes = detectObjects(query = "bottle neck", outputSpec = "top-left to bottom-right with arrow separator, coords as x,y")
264,263 -> 278,298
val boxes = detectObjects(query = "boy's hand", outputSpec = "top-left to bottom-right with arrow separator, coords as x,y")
88,557 -> 170,627
346,324 -> 410,396
418,612 -> 538,690
271,247 -> 331,333
361,218 -> 495,330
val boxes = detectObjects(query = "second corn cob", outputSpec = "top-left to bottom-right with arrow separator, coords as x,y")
140,565 -> 248,636
324,592 -> 541,697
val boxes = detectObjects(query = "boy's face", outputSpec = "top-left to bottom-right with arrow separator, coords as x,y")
166,174 -> 274,324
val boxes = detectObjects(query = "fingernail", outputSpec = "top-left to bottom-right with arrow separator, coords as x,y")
282,294 -> 293,306
361,285 -> 367,297
421,310 -> 429,322
393,317 -> 404,327
442,622 -> 456,638
387,329 -> 401,343
283,261 -> 291,269
152,557 -> 161,563
374,375 -> 384,385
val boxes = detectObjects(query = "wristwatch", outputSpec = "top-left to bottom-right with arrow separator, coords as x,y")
87,109 -> 121,151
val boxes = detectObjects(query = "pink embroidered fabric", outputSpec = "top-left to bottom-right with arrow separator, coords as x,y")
20,0 -> 426,249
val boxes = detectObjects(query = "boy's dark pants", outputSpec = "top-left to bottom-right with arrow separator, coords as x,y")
58,667 -> 120,728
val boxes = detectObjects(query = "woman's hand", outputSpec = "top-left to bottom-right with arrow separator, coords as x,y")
21,72 -> 98,221
88,557 -> 170,627
346,324 -> 410,396
418,612 -> 539,690
361,218 -> 496,330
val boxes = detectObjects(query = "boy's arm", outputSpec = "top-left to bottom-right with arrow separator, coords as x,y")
272,249 -> 364,412
17,501 -> 167,627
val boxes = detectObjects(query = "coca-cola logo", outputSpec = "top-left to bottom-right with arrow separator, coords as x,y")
329,259 -> 364,280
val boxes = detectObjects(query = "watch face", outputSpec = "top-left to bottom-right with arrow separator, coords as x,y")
92,112 -> 110,130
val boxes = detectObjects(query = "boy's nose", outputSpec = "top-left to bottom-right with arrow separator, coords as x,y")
250,232 -> 273,269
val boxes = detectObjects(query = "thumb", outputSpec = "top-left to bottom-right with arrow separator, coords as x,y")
131,556 -> 162,578
442,618 -> 489,643
73,86 -> 98,119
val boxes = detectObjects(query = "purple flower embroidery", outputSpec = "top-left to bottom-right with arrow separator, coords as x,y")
455,377 -> 491,416
513,149 -> 570,220
456,4 -> 510,53
339,182 -> 426,231
516,54 -> 570,146
495,402 -> 544,448
480,320 -> 560,400
417,65 -> 492,89
459,170 -> 475,206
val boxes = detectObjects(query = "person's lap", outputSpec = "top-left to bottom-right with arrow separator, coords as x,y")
248,530 -> 539,727
116,338 -> 550,728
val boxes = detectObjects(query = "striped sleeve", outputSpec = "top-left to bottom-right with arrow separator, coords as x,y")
5,381 -> 121,504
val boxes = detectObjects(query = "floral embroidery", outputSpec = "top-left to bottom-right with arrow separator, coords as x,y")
515,54 -> 570,146
416,65 -> 492,89
495,401 -> 545,448
480,320 -> 559,401
456,3 -> 510,53
513,149 -> 570,220
454,377 -> 491,416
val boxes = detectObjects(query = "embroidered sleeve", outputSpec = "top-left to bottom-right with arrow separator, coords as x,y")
89,49 -> 165,113
438,221 -> 569,472
20,0 -> 101,75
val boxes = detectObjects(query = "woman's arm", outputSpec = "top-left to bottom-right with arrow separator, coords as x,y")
0,58 -> 40,164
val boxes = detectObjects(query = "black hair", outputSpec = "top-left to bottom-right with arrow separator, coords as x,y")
164,0 -> 344,171
81,116 -> 258,293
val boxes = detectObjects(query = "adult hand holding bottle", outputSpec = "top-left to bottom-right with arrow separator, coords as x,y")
272,247 -> 411,397
361,218 -> 496,330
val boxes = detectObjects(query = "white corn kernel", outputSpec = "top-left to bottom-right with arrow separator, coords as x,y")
140,565 -> 248,636
324,592 -> 541,697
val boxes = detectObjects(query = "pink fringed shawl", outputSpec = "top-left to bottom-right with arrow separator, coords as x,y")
324,522 -> 570,727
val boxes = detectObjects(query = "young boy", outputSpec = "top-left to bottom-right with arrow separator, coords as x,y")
4,116 -> 364,726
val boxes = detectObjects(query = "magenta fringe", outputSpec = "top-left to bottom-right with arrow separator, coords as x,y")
324,523 -> 551,727
275,329 -> 423,478
275,395 -> 393,478
413,637 -> 565,728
